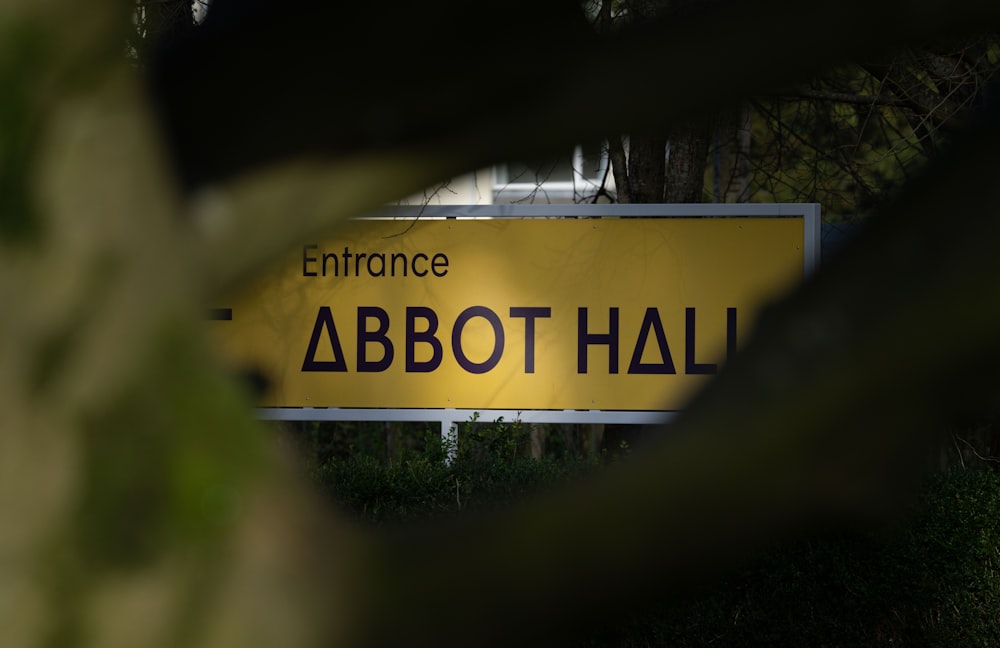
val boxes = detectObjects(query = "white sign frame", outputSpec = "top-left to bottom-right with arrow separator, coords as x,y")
252,203 -> 821,442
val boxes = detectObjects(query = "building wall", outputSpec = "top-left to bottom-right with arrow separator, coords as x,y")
396,169 -> 495,206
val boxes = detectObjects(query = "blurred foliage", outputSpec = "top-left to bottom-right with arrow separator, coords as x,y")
307,419 -> 999,646
598,467 -> 1000,647
3,1 -> 1000,647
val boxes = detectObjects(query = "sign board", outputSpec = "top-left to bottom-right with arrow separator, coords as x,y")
210,204 -> 819,423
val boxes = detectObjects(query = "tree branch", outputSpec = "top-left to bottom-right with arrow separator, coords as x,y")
782,89 -> 908,107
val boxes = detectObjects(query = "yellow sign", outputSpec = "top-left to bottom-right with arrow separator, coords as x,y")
212,216 -> 808,411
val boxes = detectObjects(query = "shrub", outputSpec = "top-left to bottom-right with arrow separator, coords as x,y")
310,416 -> 600,526
602,467 -> 1000,647
306,418 -> 999,646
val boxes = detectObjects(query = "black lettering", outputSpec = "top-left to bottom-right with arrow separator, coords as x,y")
628,307 -> 676,374
303,247 -> 449,279
412,253 -> 429,277
578,308 -> 619,374
302,306 -> 348,371
685,307 -> 717,375
367,253 -> 386,277
406,307 -> 442,372
391,252 -> 408,276
727,308 -> 738,362
510,307 -> 550,373
303,244 -> 318,277
452,306 -> 504,374
322,251 -> 339,276
357,307 -> 393,372
431,253 -> 449,277
341,247 -> 352,274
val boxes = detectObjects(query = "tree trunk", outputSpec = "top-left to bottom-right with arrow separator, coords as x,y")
716,106 -> 752,202
665,122 -> 711,202
624,136 -> 667,202
529,424 -> 546,459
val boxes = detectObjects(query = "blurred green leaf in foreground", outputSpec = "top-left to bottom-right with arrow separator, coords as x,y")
2,1 -> 1000,647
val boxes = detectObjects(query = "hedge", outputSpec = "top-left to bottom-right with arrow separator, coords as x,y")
306,424 -> 999,647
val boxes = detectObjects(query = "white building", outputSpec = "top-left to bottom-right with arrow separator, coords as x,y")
399,143 -> 617,206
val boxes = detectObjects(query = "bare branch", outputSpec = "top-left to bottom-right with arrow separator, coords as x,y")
783,89 -> 908,107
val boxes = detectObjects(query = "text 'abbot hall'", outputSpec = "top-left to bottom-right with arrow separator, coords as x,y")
301,305 -> 738,376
